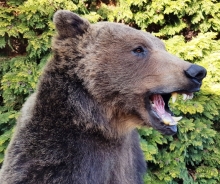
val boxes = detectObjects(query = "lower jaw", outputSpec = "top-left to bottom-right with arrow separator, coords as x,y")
147,111 -> 178,135
151,122 -> 178,135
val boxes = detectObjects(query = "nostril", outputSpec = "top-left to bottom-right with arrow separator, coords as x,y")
185,64 -> 207,81
196,70 -> 207,80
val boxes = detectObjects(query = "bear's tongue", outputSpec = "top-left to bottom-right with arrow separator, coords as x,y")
151,94 -> 182,125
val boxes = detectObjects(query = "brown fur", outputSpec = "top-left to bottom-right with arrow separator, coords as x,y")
0,10 -> 206,184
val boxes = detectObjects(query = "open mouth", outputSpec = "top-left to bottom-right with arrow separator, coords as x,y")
146,92 -> 194,131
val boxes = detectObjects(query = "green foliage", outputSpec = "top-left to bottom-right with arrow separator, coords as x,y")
1,0 -> 220,183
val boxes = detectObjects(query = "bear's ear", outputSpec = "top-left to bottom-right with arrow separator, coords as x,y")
53,10 -> 90,38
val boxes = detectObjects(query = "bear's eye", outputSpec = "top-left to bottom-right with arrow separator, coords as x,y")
133,47 -> 144,53
132,46 -> 147,57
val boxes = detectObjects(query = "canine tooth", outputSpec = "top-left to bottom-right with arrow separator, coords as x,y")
171,92 -> 178,103
152,104 -> 156,108
172,116 -> 182,122
163,117 -> 171,125
182,94 -> 187,100
163,117 -> 178,126
169,121 -> 178,125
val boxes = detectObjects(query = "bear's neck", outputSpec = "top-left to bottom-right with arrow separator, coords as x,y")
34,65 -> 132,140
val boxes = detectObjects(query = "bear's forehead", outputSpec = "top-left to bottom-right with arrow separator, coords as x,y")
91,22 -> 165,50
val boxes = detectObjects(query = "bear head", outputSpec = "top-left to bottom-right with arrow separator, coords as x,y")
52,10 -> 206,136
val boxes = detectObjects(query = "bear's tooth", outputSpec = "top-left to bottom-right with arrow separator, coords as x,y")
162,117 -> 171,125
182,93 -> 187,100
169,121 -> 178,125
172,116 -> 182,122
163,117 -> 178,126
171,92 -> 178,103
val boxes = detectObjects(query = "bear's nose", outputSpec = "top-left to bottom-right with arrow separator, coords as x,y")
185,64 -> 207,82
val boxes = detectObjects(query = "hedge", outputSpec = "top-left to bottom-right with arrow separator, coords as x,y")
0,0 -> 220,183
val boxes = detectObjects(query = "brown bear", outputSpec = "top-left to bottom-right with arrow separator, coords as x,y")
0,10 -> 206,184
